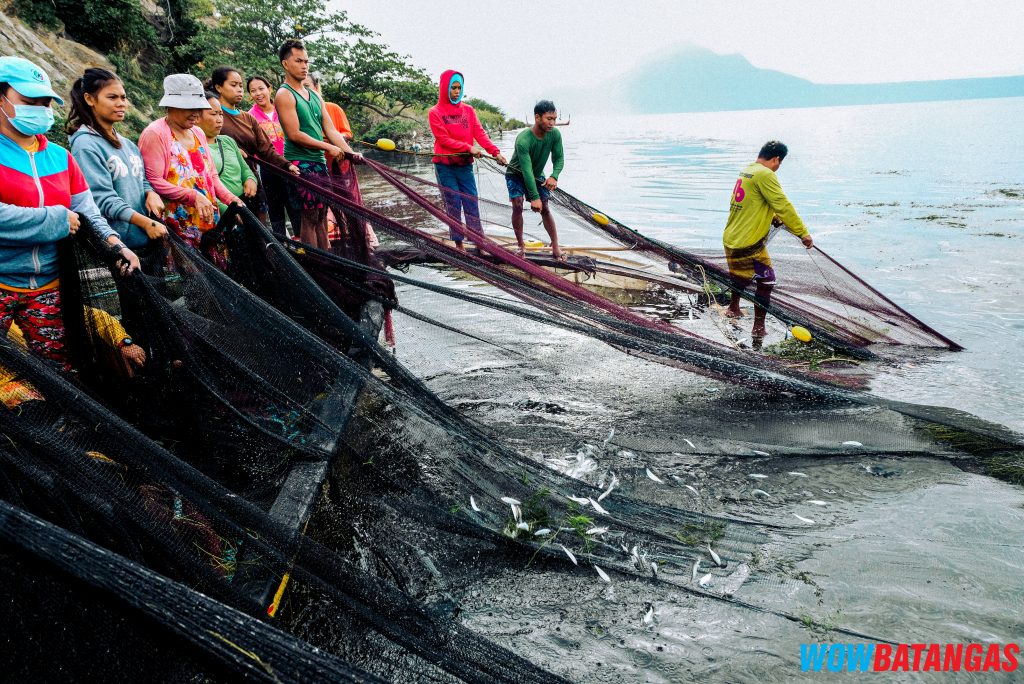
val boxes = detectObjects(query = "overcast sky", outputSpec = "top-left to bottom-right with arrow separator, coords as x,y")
329,0 -> 1024,113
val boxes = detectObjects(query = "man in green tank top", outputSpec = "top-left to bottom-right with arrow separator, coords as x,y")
274,39 -> 361,249
506,100 -> 565,259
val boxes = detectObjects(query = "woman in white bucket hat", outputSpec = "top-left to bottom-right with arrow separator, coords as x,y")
138,74 -> 241,268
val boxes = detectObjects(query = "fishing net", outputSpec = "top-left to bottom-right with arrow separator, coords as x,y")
4,149 -> 1021,681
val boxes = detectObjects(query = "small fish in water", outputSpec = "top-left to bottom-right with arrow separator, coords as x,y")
597,474 -> 618,502
651,563 -> 659,579
603,428 -> 615,445
751,449 -> 771,457
788,472 -> 808,478
534,528 -> 552,536
501,497 -> 522,506
470,496 -> 481,512
645,468 -> 664,483
684,438 -> 696,449
807,500 -> 828,506
691,558 -> 701,582
588,497 -> 609,515
511,504 -> 522,522
560,544 -> 578,565
707,543 -> 724,568
516,522 -> 530,531
749,474 -> 768,480
698,572 -> 713,588
752,489 -> 770,498
567,496 -> 591,505
595,565 -> 611,583
643,605 -> 655,624
684,484 -> 699,496
842,441 -> 864,447
586,526 -> 609,536
793,513 -> 815,524
704,387 -> 720,393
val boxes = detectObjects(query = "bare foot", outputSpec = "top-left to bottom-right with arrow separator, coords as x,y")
751,324 -> 767,338
724,307 -> 745,319
552,250 -> 567,262
515,246 -> 525,257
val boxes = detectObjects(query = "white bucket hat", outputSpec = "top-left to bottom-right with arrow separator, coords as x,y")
158,73 -> 211,109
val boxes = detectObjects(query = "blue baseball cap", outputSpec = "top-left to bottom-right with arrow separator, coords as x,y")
0,56 -> 64,105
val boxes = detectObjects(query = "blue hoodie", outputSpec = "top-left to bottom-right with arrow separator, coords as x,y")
69,126 -> 153,249
0,132 -> 115,290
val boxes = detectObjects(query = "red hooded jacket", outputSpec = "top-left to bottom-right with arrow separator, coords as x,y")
428,69 -> 499,166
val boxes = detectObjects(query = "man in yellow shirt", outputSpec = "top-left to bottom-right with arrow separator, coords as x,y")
722,140 -> 813,342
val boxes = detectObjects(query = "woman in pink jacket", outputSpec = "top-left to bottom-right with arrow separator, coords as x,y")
428,70 -> 506,251
139,74 -> 240,268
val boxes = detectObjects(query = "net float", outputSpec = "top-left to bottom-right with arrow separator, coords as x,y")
592,212 -> 610,225
375,138 -> 397,151
791,326 -> 813,343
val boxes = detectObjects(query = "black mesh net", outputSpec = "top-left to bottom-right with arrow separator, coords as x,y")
2,153 -> 1021,681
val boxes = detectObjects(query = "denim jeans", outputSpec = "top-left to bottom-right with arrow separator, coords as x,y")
434,162 -> 482,242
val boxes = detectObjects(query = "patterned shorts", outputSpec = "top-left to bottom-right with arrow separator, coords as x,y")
725,242 -> 777,286
0,285 -> 71,372
290,159 -> 330,211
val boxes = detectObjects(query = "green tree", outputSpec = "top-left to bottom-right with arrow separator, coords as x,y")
194,0 -> 433,120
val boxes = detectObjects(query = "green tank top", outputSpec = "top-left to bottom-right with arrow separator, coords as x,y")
281,84 -> 326,163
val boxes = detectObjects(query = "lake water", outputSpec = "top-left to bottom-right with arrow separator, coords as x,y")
366,98 -> 1024,682
473,97 -> 1024,432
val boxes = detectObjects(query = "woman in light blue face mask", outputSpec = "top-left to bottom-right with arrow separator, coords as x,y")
0,56 -> 140,373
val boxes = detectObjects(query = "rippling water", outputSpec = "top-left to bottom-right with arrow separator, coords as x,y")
474,97 -> 1024,432
363,98 -> 1024,682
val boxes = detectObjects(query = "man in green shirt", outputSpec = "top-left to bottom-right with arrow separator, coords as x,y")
722,140 -> 813,343
506,100 -> 565,259
274,39 -> 360,249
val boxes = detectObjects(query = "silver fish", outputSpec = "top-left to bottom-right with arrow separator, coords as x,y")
698,572 -> 713,587
511,504 -> 522,522
595,565 -> 611,583
534,528 -> 552,536
807,500 -> 828,506
597,474 -> 618,502
752,489 -> 770,498
567,496 -> 590,505
603,428 -> 615,445
691,557 -> 701,582
788,472 -> 809,478
588,497 -> 609,515
749,474 -> 768,479
561,544 -> 578,565
793,513 -> 815,524
684,484 -> 699,496
684,439 -> 696,449
645,468 -> 664,484
516,522 -> 530,531
643,605 -> 655,624
651,562 -> 659,578
708,543 -> 724,568
586,526 -> 609,535
501,497 -> 522,506
470,496 -> 481,512
842,440 -> 864,447
751,450 -> 771,457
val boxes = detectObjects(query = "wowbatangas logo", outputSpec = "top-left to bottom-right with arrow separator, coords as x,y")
800,643 -> 1021,673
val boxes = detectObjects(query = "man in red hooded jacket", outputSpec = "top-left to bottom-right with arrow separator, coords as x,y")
428,70 -> 507,251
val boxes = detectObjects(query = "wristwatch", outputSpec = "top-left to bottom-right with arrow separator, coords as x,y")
119,337 -> 134,347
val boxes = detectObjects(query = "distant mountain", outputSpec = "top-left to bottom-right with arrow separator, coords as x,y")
555,46 -> 1024,114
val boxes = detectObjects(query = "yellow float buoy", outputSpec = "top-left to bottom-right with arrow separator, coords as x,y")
791,326 -> 813,343
523,240 -> 545,249
592,212 -> 610,225
375,138 -> 396,151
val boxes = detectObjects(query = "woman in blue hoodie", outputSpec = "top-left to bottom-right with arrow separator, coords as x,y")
68,68 -> 168,273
